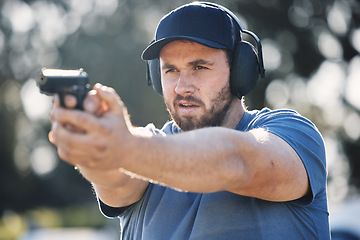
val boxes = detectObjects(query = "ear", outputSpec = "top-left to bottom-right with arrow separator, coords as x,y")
230,41 -> 260,98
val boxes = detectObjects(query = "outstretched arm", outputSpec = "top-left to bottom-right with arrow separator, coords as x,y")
120,126 -> 309,202
51,84 -> 309,202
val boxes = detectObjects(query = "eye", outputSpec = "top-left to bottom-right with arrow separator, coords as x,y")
165,68 -> 177,74
194,65 -> 208,70
165,68 -> 175,73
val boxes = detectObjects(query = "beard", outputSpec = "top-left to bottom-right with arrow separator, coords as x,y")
165,83 -> 235,131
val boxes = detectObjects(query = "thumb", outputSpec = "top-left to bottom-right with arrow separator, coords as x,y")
94,83 -> 125,115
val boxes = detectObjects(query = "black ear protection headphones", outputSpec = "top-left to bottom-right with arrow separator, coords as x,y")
145,2 -> 265,99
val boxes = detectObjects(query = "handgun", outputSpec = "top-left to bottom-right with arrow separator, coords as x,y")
37,68 -> 90,110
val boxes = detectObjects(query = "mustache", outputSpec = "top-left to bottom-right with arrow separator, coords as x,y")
174,94 -> 204,105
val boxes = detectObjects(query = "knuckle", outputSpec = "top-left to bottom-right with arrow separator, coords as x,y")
106,86 -> 116,94
96,140 -> 108,152
99,122 -> 112,136
76,113 -> 88,124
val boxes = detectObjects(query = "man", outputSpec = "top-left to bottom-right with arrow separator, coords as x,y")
49,2 -> 330,239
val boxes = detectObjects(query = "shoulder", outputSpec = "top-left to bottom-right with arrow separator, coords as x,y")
243,108 -> 327,200
244,108 -> 326,160
240,108 -> 322,140
243,108 -> 312,126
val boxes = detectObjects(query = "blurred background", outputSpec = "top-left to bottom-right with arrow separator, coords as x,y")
0,0 -> 359,239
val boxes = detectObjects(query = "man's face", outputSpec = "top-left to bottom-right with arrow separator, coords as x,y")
159,40 -> 235,131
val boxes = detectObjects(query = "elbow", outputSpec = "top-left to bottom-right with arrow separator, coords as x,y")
222,156 -> 250,193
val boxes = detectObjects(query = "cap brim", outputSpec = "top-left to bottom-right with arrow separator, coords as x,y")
141,36 -> 228,60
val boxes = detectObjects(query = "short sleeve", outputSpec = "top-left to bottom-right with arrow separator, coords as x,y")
246,109 -> 327,205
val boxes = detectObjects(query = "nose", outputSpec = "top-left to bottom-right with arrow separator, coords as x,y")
175,72 -> 196,95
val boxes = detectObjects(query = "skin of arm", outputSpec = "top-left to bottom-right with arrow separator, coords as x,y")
50,84 -> 309,205
124,127 -> 309,202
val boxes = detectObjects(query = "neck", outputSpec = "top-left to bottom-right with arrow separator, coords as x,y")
221,97 -> 245,129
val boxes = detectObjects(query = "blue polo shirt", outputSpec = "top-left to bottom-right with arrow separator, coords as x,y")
100,108 -> 330,239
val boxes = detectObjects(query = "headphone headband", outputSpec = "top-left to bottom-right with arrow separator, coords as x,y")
197,2 -> 265,78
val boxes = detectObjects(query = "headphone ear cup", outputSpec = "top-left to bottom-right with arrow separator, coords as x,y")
230,41 -> 260,98
148,59 -> 163,95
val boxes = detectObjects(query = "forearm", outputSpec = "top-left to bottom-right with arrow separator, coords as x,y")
122,127 -> 248,193
79,167 -> 149,207
93,179 -> 148,208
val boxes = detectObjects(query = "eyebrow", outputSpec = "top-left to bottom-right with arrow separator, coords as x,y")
188,59 -> 214,67
161,59 -> 215,70
162,63 -> 176,70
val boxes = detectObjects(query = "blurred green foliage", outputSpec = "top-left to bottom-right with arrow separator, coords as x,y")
0,204 -> 112,239
0,0 -> 359,234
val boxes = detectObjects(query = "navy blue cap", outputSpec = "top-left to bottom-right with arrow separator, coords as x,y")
141,2 -> 241,60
